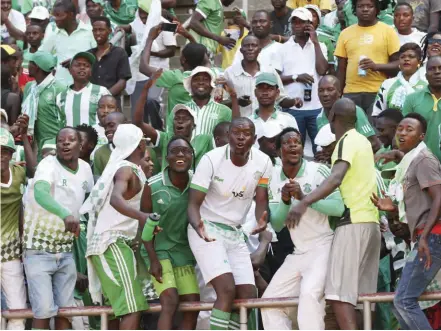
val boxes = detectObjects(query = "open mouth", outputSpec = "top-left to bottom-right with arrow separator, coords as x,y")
431,46 -> 441,53
176,160 -> 185,165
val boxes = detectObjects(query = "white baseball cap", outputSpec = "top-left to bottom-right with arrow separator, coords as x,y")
314,124 -> 336,147
289,7 -> 313,22
183,66 -> 216,95
172,104 -> 197,121
0,108 -> 8,123
256,121 -> 284,141
29,6 -> 50,20
304,4 -> 321,19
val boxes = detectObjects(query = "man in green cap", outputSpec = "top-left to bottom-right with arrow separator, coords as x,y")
22,50 -> 66,161
1,115 -> 36,330
56,51 -> 110,129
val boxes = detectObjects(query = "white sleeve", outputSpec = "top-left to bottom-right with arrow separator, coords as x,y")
190,154 -> 214,192
15,12 -> 26,32
34,157 -> 55,184
85,166 -> 94,193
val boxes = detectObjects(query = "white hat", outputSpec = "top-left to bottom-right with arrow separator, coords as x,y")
304,4 -> 321,19
183,66 -> 216,95
314,124 -> 336,147
172,104 -> 197,121
256,121 -> 284,141
29,6 -> 50,20
0,108 -> 8,123
289,7 -> 313,22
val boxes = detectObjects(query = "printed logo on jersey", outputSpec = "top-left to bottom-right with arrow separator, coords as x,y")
89,94 -> 100,104
82,181 -> 88,191
214,176 -> 224,183
62,179 -> 67,187
232,190 -> 244,198
253,171 -> 263,181
303,183 -> 312,193
0,135 -> 8,145
45,92 -> 54,101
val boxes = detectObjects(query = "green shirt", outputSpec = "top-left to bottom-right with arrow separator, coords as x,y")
1,164 -> 26,263
402,86 -> 441,162
185,98 -> 232,136
73,217 -> 88,299
93,143 -> 112,177
104,0 -> 137,25
155,69 -> 192,133
148,168 -> 195,267
317,30 -> 335,64
23,75 -> 67,161
316,106 -> 376,138
156,131 -> 214,170
190,0 -> 224,54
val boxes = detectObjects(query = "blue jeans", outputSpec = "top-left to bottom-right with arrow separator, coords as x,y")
283,108 -> 321,154
392,234 -> 441,330
23,250 -> 76,319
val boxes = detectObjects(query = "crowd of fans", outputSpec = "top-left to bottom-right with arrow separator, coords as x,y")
1,0 -> 441,329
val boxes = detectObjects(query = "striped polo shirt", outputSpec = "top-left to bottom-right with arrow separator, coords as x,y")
185,98 -> 232,136
56,82 -> 110,127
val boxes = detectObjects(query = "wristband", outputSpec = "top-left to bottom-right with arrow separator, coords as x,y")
141,213 -> 160,242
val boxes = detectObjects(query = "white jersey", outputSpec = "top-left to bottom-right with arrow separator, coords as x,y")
233,41 -> 283,72
23,156 -> 94,252
191,145 -> 272,226
268,159 -> 336,254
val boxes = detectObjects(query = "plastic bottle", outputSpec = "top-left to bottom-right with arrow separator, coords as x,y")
380,216 -> 396,250
358,55 -> 367,77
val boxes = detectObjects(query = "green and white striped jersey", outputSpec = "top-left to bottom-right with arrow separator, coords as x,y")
185,98 -> 232,136
56,82 -> 110,127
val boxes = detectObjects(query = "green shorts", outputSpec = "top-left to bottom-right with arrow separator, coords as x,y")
152,259 -> 199,296
90,240 -> 149,317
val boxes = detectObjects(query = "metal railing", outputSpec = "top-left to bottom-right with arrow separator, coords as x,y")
3,291 -> 441,330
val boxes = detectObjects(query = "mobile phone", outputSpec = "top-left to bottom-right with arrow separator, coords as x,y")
162,22 -> 178,32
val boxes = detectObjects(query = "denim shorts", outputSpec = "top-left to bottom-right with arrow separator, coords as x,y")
23,250 -> 76,319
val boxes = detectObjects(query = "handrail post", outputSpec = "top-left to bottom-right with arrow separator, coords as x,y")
239,306 -> 248,330
363,300 -> 372,330
100,312 -> 108,330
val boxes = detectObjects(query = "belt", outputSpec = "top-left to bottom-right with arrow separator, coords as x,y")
415,221 -> 441,236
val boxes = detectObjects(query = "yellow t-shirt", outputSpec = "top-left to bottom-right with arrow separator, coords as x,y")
331,129 -> 379,224
334,22 -> 400,94
287,0 -> 332,11
217,28 -> 248,70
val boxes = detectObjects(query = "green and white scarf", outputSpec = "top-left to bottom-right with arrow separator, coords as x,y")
21,73 -> 56,136
390,70 -> 426,109
388,141 -> 427,222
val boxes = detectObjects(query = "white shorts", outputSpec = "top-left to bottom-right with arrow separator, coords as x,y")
188,223 -> 255,286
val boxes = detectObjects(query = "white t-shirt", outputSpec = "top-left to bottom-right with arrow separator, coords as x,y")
23,156 -> 94,252
279,37 -> 328,110
397,28 -> 426,47
191,145 -> 273,226
233,41 -> 283,72
130,15 -> 177,70
1,9 -> 26,41
268,160 -> 335,254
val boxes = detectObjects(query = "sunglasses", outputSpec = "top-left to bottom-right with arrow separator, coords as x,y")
428,38 -> 441,45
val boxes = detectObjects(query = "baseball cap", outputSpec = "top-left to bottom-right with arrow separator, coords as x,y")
71,51 -> 96,66
86,0 -> 105,5
289,7 -> 313,22
256,121 -> 284,141
29,50 -> 57,72
138,0 -> 151,13
29,6 -> 50,20
0,45 -> 17,59
314,124 -> 336,147
172,104 -> 197,121
0,128 -> 16,151
304,4 -> 321,19
183,66 -> 216,95
0,109 -> 8,123
255,72 -> 279,87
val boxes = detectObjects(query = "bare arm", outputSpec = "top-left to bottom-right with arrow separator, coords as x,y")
132,71 -> 163,144
108,79 -> 127,96
16,115 -> 37,178
151,45 -> 176,58
6,93 -> 20,126
189,11 -> 221,43
139,24 -> 162,77
428,11 -> 441,33
187,188 -> 207,230
368,135 -> 382,154
255,186 -> 269,226
3,17 -> 25,40
336,57 -> 347,92
110,167 -> 148,227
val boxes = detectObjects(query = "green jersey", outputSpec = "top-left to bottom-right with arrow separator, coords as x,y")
57,82 -> 110,128
190,0 -> 224,54
104,0 -> 137,25
317,30 -> 335,64
148,169 -> 195,267
155,131 -> 214,170
402,85 -> 441,162
1,164 -> 26,262
93,143 -> 112,177
316,106 -> 376,137
186,98 -> 232,136
156,69 -> 192,133
23,75 -> 66,161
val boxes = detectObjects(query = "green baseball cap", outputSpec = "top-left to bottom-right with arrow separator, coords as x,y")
0,128 -> 16,151
255,72 -> 279,87
29,50 -> 57,72
71,52 -> 96,66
